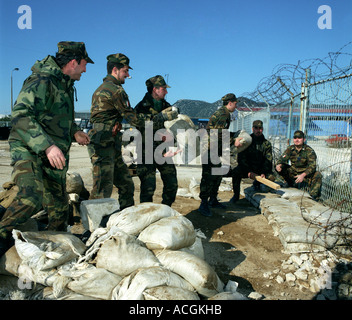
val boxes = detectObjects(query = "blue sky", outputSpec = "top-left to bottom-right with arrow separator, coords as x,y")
0,0 -> 351,115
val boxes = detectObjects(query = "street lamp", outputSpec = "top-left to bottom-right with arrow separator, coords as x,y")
11,68 -> 19,112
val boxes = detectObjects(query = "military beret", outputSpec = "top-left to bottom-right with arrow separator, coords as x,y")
221,93 -> 237,102
294,130 -> 305,138
146,75 -> 170,88
57,41 -> 94,64
253,120 -> 263,128
107,53 -> 132,69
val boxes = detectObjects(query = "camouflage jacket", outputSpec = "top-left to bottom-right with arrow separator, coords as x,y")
9,55 -> 80,163
277,144 -> 317,176
90,75 -> 152,128
134,93 -> 171,150
206,105 -> 232,153
238,133 -> 273,175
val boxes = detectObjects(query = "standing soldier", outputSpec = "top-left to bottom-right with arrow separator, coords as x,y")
230,120 -> 274,204
276,130 -> 322,200
0,42 -> 93,256
198,93 -> 243,217
88,60 -> 177,209
134,75 -> 179,207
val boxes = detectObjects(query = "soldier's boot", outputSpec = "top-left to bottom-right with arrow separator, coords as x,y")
229,195 -> 239,204
209,197 -> 226,209
198,199 -> 212,217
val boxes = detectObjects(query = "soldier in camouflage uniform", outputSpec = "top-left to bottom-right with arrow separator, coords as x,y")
0,42 -> 93,256
276,130 -> 322,200
88,64 -> 177,209
229,120 -> 274,204
134,75 -> 179,207
198,93 -> 244,217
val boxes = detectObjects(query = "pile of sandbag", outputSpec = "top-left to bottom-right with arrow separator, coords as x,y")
0,203 -> 246,300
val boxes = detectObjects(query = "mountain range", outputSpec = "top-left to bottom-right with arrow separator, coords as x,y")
173,97 -> 268,118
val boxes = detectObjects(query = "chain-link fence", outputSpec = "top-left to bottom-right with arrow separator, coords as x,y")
234,73 -> 352,212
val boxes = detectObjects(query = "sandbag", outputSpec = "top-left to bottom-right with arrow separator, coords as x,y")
143,285 -> 200,300
95,229 -> 160,277
113,266 -> 195,300
107,203 -> 180,236
164,114 -> 200,165
137,215 -> 196,250
235,130 -> 252,153
154,249 -> 224,298
62,265 -> 122,300
208,291 -> 248,300
180,236 -> 205,260
12,230 -> 86,272
66,172 -> 84,194
0,245 -> 21,276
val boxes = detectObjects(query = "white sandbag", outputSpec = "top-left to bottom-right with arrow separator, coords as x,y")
236,130 -> 252,153
43,286 -> 100,300
113,266 -> 195,300
189,177 -> 201,200
12,230 -> 86,271
180,237 -> 205,260
95,229 -> 160,277
164,114 -> 200,165
17,263 -> 66,288
64,265 -> 122,300
143,285 -> 200,300
208,291 -> 248,300
0,245 -> 21,276
154,249 -> 224,298
107,203 -> 180,236
66,172 -> 84,194
137,215 -> 196,250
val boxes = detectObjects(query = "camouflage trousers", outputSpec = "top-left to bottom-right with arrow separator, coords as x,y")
137,161 -> 178,207
88,127 -> 134,210
277,164 -> 322,199
199,153 -> 223,201
0,157 -> 69,240
230,165 -> 274,202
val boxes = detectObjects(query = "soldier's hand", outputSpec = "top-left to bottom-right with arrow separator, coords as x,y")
163,148 -> 182,158
294,173 -> 306,184
160,107 -> 178,121
45,145 -> 66,170
74,131 -> 90,145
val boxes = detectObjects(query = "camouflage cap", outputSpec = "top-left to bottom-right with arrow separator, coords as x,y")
221,93 -> 237,102
107,53 -> 133,69
253,120 -> 263,128
146,75 -> 170,88
294,130 -> 305,138
57,41 -> 94,64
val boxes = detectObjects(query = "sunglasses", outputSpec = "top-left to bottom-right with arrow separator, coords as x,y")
293,136 -> 303,139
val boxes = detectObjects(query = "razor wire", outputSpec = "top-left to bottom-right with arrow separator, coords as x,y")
235,42 -> 352,256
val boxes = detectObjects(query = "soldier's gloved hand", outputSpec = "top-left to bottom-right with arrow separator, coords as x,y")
158,107 -> 178,121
